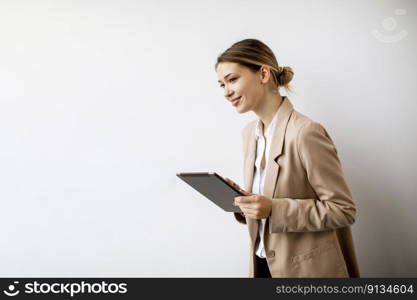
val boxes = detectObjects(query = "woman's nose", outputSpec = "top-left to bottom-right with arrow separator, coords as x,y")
224,88 -> 233,99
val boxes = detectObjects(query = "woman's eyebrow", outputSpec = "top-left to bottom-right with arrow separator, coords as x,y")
217,73 -> 234,83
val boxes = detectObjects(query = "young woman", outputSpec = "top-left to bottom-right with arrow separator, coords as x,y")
215,39 -> 360,278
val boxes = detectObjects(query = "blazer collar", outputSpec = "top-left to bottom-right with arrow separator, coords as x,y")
243,96 -> 294,198
242,96 -> 294,245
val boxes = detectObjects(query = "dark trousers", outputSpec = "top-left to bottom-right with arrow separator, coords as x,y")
254,256 -> 272,278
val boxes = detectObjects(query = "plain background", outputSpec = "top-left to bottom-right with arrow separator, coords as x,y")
0,0 -> 416,277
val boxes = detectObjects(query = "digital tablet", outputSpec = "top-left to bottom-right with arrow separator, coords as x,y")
176,172 -> 243,212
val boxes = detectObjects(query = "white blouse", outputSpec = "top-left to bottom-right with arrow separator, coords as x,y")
252,108 -> 280,258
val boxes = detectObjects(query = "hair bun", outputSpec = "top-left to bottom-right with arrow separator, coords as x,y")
278,66 -> 294,86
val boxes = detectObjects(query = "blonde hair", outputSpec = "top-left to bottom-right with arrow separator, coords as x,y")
215,39 -> 294,94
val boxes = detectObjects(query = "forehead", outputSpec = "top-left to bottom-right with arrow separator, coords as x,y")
216,62 -> 243,80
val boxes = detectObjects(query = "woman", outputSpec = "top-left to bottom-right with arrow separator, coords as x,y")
215,39 -> 360,278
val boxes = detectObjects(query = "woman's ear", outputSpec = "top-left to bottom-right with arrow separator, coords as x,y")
259,64 -> 271,84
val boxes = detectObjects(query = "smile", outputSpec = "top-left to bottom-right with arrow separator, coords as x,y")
232,96 -> 241,107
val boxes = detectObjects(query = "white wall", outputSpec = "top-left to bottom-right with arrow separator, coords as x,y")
0,0 -> 416,277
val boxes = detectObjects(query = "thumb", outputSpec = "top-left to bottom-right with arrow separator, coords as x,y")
239,189 -> 253,196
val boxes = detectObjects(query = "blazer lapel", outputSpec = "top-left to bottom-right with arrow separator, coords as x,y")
241,97 -> 294,247
262,97 -> 294,198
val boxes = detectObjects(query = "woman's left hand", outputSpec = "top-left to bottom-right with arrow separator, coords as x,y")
234,194 -> 272,219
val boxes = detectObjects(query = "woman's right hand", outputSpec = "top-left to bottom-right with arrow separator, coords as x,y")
222,176 -> 242,192
222,176 -> 252,221
221,176 -> 253,200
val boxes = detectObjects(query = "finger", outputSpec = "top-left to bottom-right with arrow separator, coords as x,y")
239,189 -> 252,196
224,177 -> 237,187
227,178 -> 239,188
245,213 -> 258,220
234,196 -> 254,204
227,179 -> 244,192
224,178 -> 252,196
238,205 -> 257,213
239,210 -> 258,219
238,204 -> 258,211
239,209 -> 259,217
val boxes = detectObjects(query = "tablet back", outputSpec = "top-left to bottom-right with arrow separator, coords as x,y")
176,172 -> 243,212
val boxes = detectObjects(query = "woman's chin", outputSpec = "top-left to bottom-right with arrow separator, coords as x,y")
236,105 -> 248,114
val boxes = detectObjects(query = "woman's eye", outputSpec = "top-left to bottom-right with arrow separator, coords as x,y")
219,78 -> 237,88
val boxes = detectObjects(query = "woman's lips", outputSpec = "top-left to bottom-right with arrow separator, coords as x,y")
232,96 -> 241,107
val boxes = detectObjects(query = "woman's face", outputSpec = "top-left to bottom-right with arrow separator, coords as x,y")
216,62 -> 267,114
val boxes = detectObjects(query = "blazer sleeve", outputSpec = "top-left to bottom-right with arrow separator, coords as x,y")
234,212 -> 246,224
269,121 -> 356,233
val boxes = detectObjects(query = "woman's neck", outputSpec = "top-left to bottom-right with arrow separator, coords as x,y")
254,93 -> 284,134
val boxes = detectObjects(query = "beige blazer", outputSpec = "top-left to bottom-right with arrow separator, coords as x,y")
234,96 -> 360,278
